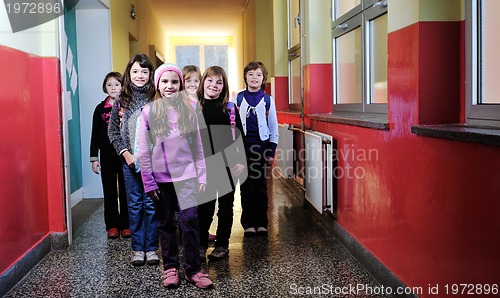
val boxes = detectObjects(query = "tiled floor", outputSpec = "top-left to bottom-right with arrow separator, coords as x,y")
5,177 -> 389,297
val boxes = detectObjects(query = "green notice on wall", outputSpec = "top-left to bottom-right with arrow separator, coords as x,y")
64,6 -> 82,194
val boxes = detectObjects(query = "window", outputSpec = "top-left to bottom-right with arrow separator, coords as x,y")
332,0 -> 387,113
466,0 -> 500,127
175,45 -> 228,72
288,0 -> 301,106
176,46 -> 200,68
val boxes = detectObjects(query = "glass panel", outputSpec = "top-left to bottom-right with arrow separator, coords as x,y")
369,13 -> 388,104
290,0 -> 300,47
176,46 -> 200,70
336,28 -> 362,104
336,0 -> 360,18
480,0 -> 500,104
290,56 -> 301,104
204,45 -> 228,71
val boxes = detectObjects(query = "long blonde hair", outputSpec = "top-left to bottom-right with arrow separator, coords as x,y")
149,91 -> 196,138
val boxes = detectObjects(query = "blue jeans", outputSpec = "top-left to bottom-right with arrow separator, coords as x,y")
122,162 -> 159,252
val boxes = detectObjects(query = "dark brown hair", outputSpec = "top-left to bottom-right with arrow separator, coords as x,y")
243,61 -> 268,90
121,53 -> 156,107
102,71 -> 122,93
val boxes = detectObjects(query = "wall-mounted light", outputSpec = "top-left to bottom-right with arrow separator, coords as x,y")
131,4 -> 137,20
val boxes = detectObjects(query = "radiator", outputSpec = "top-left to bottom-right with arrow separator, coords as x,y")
304,130 -> 334,215
276,124 -> 294,178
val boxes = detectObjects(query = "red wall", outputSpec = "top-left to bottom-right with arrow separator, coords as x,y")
279,21 -> 500,297
0,46 -> 65,275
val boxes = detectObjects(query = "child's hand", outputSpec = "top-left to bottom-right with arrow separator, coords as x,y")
230,163 -> 245,177
122,151 -> 135,168
92,161 -> 101,174
197,183 -> 206,193
147,189 -> 160,201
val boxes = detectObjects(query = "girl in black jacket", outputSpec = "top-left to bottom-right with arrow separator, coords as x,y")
90,72 -> 129,239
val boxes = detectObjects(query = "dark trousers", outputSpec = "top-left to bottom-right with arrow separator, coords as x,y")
198,169 -> 235,249
155,179 -> 201,275
240,145 -> 269,229
101,161 -> 128,231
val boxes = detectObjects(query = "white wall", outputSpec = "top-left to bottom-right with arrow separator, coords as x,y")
0,2 -> 59,56
76,9 -> 112,198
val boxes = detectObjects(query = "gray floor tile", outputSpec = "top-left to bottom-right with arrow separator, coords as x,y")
5,177 -> 388,297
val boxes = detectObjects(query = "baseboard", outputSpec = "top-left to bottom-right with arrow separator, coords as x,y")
0,231 -> 68,296
0,236 -> 51,297
51,231 -> 69,250
278,176 -> 417,298
277,175 -> 305,203
332,222 -> 418,298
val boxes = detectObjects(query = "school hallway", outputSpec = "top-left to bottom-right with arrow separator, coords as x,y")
4,175 -> 389,298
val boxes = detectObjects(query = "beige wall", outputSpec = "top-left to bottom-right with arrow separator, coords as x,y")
273,0 -> 288,77
303,0 -> 331,64
110,0 -> 130,72
241,0 -> 276,88
242,0 -> 257,69
110,0 -> 166,72
255,0 -> 274,77
389,0 -> 464,33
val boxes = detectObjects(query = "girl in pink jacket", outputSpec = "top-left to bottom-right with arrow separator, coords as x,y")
138,63 -> 212,289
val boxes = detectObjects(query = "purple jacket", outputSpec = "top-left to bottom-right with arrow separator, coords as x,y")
139,103 -> 206,193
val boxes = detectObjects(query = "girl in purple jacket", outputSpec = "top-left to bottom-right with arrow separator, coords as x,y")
138,63 -> 212,289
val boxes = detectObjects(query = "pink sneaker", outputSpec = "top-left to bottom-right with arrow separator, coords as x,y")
162,268 -> 180,288
186,271 -> 213,289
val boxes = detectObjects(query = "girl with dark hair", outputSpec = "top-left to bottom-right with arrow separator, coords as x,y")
108,53 -> 159,266
90,71 -> 129,239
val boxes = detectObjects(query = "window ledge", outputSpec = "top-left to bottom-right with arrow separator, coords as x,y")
310,112 -> 389,130
411,124 -> 500,147
277,110 -> 302,116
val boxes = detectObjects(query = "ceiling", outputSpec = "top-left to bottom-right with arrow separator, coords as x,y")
150,0 -> 248,36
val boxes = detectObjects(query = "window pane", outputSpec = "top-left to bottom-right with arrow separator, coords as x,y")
370,13 -> 388,104
290,56 -> 301,104
176,46 -> 200,70
336,27 -> 362,104
204,46 -> 228,71
480,0 -> 500,104
290,0 -> 300,47
335,0 -> 360,18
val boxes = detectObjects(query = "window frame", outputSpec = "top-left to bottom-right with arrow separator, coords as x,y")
288,0 -> 302,107
170,36 -> 231,71
332,0 -> 387,114
466,0 -> 500,127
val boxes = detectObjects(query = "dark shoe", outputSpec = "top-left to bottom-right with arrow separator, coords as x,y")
131,251 -> 145,266
107,228 -> 119,239
256,227 -> 268,237
244,227 -> 256,237
208,247 -> 229,260
208,233 -> 216,242
162,268 -> 180,288
146,251 -> 159,265
186,271 -> 213,289
120,229 -> 131,238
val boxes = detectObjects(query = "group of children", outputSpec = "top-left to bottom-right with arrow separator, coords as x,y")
89,53 -> 278,289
